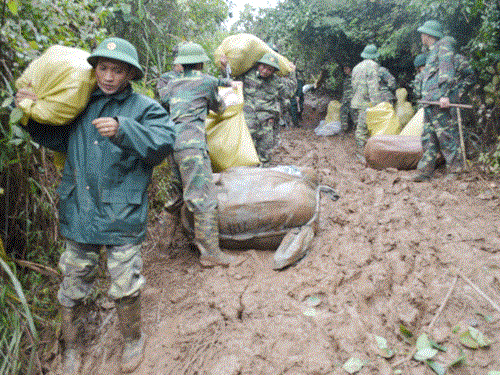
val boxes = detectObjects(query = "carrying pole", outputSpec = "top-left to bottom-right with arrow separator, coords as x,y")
417,100 -> 473,109
418,100 -> 471,170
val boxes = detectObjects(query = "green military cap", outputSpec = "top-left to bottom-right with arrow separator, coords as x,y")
360,44 -> 380,59
87,37 -> 144,80
413,53 -> 428,68
173,42 -> 210,65
257,53 -> 280,70
417,20 -> 444,39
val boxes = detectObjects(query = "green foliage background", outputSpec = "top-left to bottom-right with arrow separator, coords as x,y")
0,0 -> 499,372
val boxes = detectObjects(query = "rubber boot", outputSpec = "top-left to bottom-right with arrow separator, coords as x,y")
116,295 -> 145,373
60,306 -> 82,375
194,211 -> 236,267
413,165 -> 434,182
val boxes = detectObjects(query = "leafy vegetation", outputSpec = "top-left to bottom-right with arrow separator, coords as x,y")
1,0 -> 500,372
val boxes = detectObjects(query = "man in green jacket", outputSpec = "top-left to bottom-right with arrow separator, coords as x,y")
15,37 -> 176,374
158,42 -> 237,267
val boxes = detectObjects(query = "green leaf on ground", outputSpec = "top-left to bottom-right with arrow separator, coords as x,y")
342,357 -> 363,374
416,334 -> 432,350
414,347 -> 438,361
427,360 -> 446,375
459,326 -> 492,348
374,335 -> 394,358
448,352 -> 466,367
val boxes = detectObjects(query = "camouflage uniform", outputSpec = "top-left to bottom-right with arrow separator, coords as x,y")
418,36 -> 462,175
351,59 -> 396,148
157,69 -> 181,100
238,66 -> 297,165
58,241 -> 144,307
160,69 -> 231,213
411,71 -> 425,103
340,73 -> 355,133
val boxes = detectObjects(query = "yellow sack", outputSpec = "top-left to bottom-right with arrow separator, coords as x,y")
325,100 -> 341,123
15,45 -> 96,126
213,33 -> 295,77
205,82 -> 260,172
366,102 -> 401,136
395,88 -> 415,127
400,107 -> 424,137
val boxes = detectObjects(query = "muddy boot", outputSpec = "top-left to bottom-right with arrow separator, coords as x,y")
60,306 -> 82,375
116,295 -> 145,373
194,211 -> 236,267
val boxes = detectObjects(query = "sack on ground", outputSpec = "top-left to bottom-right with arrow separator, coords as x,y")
364,134 -> 422,170
213,33 -> 295,77
400,107 -> 424,137
366,102 -> 401,136
181,166 -> 338,269
205,82 -> 260,172
15,45 -> 96,126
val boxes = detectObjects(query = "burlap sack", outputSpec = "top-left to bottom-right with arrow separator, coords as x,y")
180,166 -> 338,269
365,135 -> 423,170
205,82 -> 260,172
213,33 -> 295,77
15,45 -> 96,126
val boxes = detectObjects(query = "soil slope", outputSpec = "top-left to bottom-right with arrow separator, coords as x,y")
54,128 -> 500,375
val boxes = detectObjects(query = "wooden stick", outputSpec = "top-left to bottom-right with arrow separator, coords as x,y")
392,276 -> 458,368
460,274 -> 500,312
457,108 -> 468,170
418,100 -> 473,109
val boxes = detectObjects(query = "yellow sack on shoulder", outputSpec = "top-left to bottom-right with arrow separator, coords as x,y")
213,33 -> 295,77
205,82 -> 260,172
366,102 -> 401,136
15,45 -> 97,126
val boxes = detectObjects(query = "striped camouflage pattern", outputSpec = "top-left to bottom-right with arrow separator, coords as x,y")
58,241 -> 144,307
238,67 -> 297,165
160,69 -> 228,212
411,71 -> 425,103
417,105 -> 463,174
421,36 -> 456,101
418,36 -> 463,174
340,74 -> 355,132
156,70 -> 181,100
351,59 -> 396,147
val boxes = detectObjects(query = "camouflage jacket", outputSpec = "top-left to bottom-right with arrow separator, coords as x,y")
411,71 -> 425,101
238,66 -> 297,124
421,36 -> 456,102
351,59 -> 396,109
161,69 -> 231,150
341,75 -> 353,105
450,53 -> 475,102
156,70 -> 181,100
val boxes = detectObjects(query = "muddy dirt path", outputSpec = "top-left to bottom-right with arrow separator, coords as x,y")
66,128 -> 500,375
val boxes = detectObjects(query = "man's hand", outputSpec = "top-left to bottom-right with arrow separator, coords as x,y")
15,88 -> 37,107
439,97 -> 450,108
219,54 -> 228,68
93,117 -> 119,137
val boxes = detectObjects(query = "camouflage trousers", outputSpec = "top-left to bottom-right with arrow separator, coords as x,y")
57,240 -> 145,307
340,102 -> 355,133
247,118 -> 276,166
168,146 -> 217,214
417,106 -> 463,173
352,107 -> 369,148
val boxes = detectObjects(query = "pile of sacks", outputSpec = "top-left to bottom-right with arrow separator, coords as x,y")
364,88 -> 425,170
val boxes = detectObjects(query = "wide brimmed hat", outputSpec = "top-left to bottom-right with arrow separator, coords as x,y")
173,42 -> 210,65
360,44 -> 380,59
88,37 -> 143,80
257,53 -> 280,70
417,20 -> 444,39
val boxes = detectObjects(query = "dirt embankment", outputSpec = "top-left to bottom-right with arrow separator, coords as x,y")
52,126 -> 500,375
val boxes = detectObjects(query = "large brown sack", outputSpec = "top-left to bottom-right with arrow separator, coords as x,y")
365,135 -> 423,170
180,166 -> 338,269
